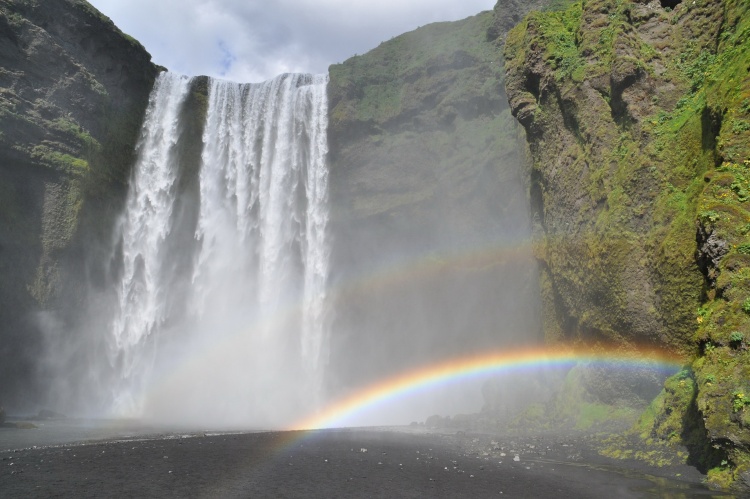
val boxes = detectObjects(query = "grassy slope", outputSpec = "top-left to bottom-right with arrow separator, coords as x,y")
326,10 -> 525,275
325,10 -> 544,399
328,13 -> 518,222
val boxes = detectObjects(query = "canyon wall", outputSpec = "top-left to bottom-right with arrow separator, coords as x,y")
4,0 -> 749,487
325,2 -> 545,399
505,0 -> 750,487
0,0 -> 158,408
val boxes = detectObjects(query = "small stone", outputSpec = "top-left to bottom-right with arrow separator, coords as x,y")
513,455 -> 520,462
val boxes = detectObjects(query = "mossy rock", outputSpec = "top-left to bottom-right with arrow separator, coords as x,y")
506,0 -> 750,488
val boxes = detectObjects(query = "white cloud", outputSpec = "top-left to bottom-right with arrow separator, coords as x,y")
87,0 -> 496,83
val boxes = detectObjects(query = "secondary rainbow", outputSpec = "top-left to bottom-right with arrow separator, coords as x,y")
289,345 -> 686,430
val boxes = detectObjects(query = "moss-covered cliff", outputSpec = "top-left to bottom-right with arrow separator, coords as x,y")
0,0 -> 158,408
325,2 -> 545,397
505,0 -> 750,488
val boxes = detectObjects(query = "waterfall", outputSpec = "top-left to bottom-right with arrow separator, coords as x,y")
108,73 -> 192,413
107,72 -> 330,426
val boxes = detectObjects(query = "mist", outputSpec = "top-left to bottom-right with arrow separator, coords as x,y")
30,12 -> 546,431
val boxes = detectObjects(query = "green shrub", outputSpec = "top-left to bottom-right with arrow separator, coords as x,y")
732,391 -> 749,412
730,331 -> 744,348
732,120 -> 750,134
699,210 -> 720,224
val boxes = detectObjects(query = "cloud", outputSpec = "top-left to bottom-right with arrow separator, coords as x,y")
87,0 -> 496,83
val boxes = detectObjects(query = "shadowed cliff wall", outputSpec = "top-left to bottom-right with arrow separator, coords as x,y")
326,2 -> 545,403
0,0 -> 158,409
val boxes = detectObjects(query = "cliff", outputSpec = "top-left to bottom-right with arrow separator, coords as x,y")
4,0 -> 749,487
505,0 -> 750,488
0,0 -> 158,408
325,2 -> 545,397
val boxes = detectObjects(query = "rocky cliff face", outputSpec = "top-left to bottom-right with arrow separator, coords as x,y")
505,0 -> 750,488
325,3 -> 546,398
0,0 -> 157,408
6,0 -> 748,486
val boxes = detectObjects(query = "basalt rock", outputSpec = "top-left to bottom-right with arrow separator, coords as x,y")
695,221 -> 728,291
505,0 -> 750,489
325,4 -> 545,400
0,0 -> 158,409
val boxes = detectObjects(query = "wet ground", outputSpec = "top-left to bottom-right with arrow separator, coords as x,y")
0,423 -> 733,497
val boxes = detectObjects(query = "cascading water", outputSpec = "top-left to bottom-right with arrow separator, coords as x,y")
107,72 -> 330,427
108,73 -> 192,414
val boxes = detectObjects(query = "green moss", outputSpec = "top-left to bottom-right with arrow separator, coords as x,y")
510,366 -> 647,432
31,144 -> 89,173
575,402 -> 636,430
509,402 -> 550,429
706,465 -> 735,490
542,0 -> 578,12
329,12 -> 501,128
506,0 -> 714,351
525,3 -> 584,81
507,0 -> 750,486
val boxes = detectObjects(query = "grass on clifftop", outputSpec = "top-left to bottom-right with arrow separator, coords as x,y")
329,11 -> 502,125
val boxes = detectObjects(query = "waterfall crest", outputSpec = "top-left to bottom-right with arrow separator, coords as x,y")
108,72 -> 330,426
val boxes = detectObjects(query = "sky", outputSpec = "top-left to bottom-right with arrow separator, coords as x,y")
87,0 -> 496,83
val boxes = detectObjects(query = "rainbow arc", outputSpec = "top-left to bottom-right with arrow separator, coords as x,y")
290,346 -> 685,430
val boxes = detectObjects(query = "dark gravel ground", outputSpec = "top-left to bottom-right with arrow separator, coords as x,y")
0,427 -> 733,498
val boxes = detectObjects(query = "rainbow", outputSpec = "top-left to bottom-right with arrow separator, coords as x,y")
289,346 -> 686,430
138,242 -> 535,413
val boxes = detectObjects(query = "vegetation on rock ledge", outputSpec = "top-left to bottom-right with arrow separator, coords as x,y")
0,0 -> 157,408
506,0 -> 750,489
